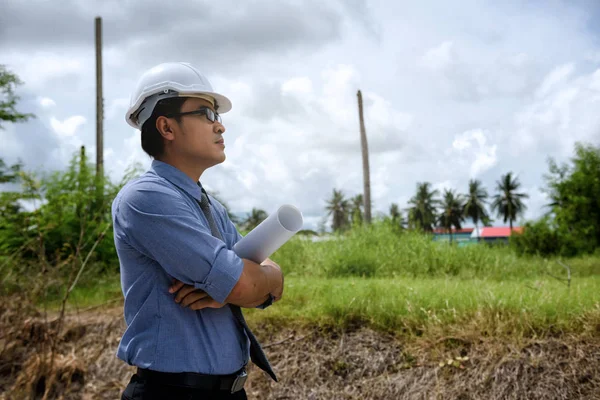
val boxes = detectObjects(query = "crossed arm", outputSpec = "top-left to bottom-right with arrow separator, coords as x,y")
116,182 -> 284,312
169,257 -> 284,310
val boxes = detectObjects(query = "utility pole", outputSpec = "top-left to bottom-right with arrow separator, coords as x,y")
357,90 -> 372,224
95,16 -> 103,177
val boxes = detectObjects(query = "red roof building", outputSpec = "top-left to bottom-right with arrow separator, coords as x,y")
473,227 -> 523,238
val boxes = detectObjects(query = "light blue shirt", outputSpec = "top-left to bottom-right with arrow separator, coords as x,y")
111,160 -> 249,374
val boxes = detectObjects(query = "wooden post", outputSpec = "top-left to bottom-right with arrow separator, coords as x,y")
95,16 -> 103,176
357,90 -> 372,224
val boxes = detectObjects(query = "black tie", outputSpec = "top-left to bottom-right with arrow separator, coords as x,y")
198,190 -> 277,382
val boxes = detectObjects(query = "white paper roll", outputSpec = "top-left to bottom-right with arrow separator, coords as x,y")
233,204 -> 303,263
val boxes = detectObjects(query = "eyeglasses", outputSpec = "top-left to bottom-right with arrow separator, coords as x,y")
165,107 -> 222,124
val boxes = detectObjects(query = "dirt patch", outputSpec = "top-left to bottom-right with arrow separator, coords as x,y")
1,307 -> 599,399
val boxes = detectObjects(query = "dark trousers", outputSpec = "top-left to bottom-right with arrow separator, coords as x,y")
121,373 -> 248,400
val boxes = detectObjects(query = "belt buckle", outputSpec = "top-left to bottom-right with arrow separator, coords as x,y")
231,369 -> 248,393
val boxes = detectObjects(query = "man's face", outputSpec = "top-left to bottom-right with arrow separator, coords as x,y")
170,97 -> 227,167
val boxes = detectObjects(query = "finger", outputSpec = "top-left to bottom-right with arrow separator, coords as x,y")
169,280 -> 186,293
174,285 -> 197,303
189,298 -> 223,311
180,291 -> 210,307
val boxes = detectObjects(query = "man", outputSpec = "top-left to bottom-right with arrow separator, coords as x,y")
113,62 -> 284,399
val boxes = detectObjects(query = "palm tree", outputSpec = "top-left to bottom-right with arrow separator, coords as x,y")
438,189 -> 465,243
351,194 -> 364,227
407,182 -> 440,232
243,208 -> 268,231
389,203 -> 405,229
491,172 -> 529,230
463,179 -> 489,240
325,189 -> 351,232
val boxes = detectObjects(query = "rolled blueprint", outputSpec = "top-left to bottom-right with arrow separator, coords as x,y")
233,204 -> 303,263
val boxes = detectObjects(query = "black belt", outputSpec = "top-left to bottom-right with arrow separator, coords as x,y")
136,367 -> 248,393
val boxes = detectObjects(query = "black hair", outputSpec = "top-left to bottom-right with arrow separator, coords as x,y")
140,97 -> 188,158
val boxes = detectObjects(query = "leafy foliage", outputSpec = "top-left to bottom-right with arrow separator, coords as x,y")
0,147 -> 142,274
350,194 -> 364,227
325,189 -> 351,232
242,208 -> 268,231
463,179 -> 489,237
0,65 -> 34,128
407,182 -> 440,232
513,142 -> 600,256
491,172 -> 529,230
438,189 -> 465,238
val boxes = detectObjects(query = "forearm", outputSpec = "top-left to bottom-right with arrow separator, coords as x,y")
225,258 -> 281,306
235,294 -> 271,309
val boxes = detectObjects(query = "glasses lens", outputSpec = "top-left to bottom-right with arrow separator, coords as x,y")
205,109 -> 215,122
207,109 -> 221,123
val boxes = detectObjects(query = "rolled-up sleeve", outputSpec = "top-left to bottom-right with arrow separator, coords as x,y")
114,181 -> 243,303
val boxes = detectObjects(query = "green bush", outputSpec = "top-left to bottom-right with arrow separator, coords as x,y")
511,217 -> 561,256
0,148 -> 142,277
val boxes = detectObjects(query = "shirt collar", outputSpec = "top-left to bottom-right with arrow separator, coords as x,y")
150,160 -> 205,202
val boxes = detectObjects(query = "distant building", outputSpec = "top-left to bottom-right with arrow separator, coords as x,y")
432,228 -> 474,245
433,226 -> 523,245
470,226 -> 523,243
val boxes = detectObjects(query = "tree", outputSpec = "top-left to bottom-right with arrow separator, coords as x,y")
463,179 -> 489,240
543,142 -> 600,254
325,189 -> 351,232
0,147 -> 123,267
350,194 -> 364,227
438,189 -> 465,243
0,159 -> 24,183
388,203 -> 405,230
491,172 -> 529,230
242,208 -> 268,231
0,65 -> 34,129
0,66 -> 34,247
407,182 -> 439,232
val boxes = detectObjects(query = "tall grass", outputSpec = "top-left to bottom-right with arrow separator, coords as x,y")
247,276 -> 600,338
6,221 -> 600,339
271,222 -> 600,280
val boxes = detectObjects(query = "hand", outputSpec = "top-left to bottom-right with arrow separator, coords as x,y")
262,259 -> 284,302
169,279 -> 225,310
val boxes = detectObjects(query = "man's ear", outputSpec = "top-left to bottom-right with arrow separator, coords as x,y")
156,116 -> 175,141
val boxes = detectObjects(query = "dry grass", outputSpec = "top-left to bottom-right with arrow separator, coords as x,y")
246,325 -> 600,399
1,304 -> 599,400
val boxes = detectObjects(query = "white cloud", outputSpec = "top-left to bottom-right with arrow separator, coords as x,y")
4,51 -> 88,90
433,180 -> 455,194
106,98 -> 130,121
513,66 -> 600,157
281,77 -> 313,95
0,124 -> 24,161
421,41 -> 455,71
4,0 -> 600,229
38,97 -> 56,108
536,63 -> 575,98
50,116 -> 86,137
451,129 -> 498,178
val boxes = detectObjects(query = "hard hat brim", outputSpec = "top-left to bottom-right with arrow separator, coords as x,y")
126,89 -> 232,130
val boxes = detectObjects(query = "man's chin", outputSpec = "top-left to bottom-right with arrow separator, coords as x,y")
210,153 -> 226,166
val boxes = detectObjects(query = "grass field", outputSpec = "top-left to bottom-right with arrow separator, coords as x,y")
60,274 -> 600,340
10,223 -> 600,340
3,224 -> 600,398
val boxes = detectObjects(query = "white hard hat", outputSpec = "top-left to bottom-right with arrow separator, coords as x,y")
125,62 -> 232,129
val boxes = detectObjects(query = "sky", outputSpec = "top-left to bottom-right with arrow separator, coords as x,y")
1,0 -> 600,231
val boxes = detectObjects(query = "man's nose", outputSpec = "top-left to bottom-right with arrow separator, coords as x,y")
214,121 -> 225,134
